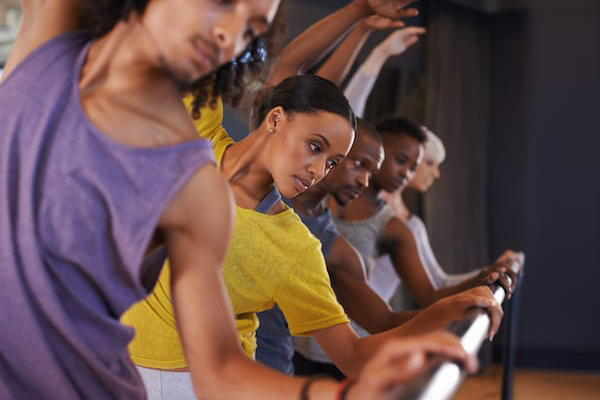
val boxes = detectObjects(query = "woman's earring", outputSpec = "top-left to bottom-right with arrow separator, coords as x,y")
268,127 -> 275,134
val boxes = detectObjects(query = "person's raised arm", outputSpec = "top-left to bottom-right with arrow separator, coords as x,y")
343,26 -> 425,117
267,0 -> 419,85
2,0 -> 82,80
316,16 -> 405,86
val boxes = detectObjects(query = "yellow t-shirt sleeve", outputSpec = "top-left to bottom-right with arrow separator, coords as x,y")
184,94 -> 233,164
273,240 -> 349,336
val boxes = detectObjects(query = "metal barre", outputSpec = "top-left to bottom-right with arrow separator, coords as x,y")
391,259 -> 522,400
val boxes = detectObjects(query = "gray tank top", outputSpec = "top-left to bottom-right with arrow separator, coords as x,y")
0,32 -> 214,400
333,202 -> 395,278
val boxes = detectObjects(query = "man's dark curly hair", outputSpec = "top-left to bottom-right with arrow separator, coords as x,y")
81,0 -> 286,118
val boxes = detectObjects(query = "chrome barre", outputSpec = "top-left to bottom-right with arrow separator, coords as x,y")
392,259 -> 522,400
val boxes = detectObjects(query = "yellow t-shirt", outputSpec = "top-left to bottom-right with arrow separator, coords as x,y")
122,98 -> 348,369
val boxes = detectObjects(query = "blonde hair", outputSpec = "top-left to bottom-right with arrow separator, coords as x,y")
421,126 -> 446,164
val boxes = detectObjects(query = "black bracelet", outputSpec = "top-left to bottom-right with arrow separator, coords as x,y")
299,375 -> 328,400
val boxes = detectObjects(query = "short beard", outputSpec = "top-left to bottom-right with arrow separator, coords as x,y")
159,56 -> 196,93
332,191 -> 350,207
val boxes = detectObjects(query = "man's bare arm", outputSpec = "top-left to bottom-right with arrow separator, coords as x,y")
326,236 -> 419,333
2,0 -> 82,79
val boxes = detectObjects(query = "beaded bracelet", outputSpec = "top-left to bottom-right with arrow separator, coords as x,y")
336,379 -> 355,400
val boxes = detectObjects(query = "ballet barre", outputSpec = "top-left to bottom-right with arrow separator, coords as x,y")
392,259 -> 522,400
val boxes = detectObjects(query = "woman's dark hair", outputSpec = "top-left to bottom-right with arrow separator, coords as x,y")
81,0 -> 286,118
251,75 -> 356,132
375,116 -> 426,143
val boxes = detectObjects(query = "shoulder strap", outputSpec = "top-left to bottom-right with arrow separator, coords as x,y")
255,186 -> 282,214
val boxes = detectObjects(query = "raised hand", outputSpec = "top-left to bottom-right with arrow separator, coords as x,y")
363,14 -> 406,30
377,26 -> 426,56
346,331 -> 477,400
361,0 -> 421,19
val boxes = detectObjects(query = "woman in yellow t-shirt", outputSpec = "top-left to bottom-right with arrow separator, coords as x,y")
122,75 -> 478,400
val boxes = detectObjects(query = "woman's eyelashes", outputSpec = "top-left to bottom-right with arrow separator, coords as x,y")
326,159 -> 339,170
309,141 -> 322,154
308,141 -> 342,170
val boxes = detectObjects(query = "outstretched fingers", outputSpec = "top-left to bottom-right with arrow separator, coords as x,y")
367,0 -> 421,20
364,15 -> 406,30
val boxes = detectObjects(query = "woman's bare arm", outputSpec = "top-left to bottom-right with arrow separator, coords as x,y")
342,26 -> 425,116
381,217 -> 519,305
381,217 -> 443,305
316,16 -> 405,86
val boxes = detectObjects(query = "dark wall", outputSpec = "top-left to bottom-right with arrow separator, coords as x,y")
489,1 -> 600,369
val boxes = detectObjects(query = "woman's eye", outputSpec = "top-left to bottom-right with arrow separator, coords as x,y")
326,159 -> 338,170
309,142 -> 322,154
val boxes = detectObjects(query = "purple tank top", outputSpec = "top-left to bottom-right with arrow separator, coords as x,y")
0,32 -> 215,399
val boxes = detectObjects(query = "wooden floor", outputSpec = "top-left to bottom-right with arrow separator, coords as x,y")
454,365 -> 600,400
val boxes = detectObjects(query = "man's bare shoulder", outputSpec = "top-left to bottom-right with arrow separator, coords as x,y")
160,164 -> 233,235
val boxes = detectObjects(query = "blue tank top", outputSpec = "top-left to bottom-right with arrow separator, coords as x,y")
0,32 -> 215,399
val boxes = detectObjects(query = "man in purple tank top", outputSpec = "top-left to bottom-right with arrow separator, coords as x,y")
0,1 -> 285,399
0,1 -> 482,399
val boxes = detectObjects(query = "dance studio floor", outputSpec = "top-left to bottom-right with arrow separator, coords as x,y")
455,364 -> 600,400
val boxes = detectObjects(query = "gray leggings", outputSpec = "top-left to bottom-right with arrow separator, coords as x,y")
137,366 -> 198,400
